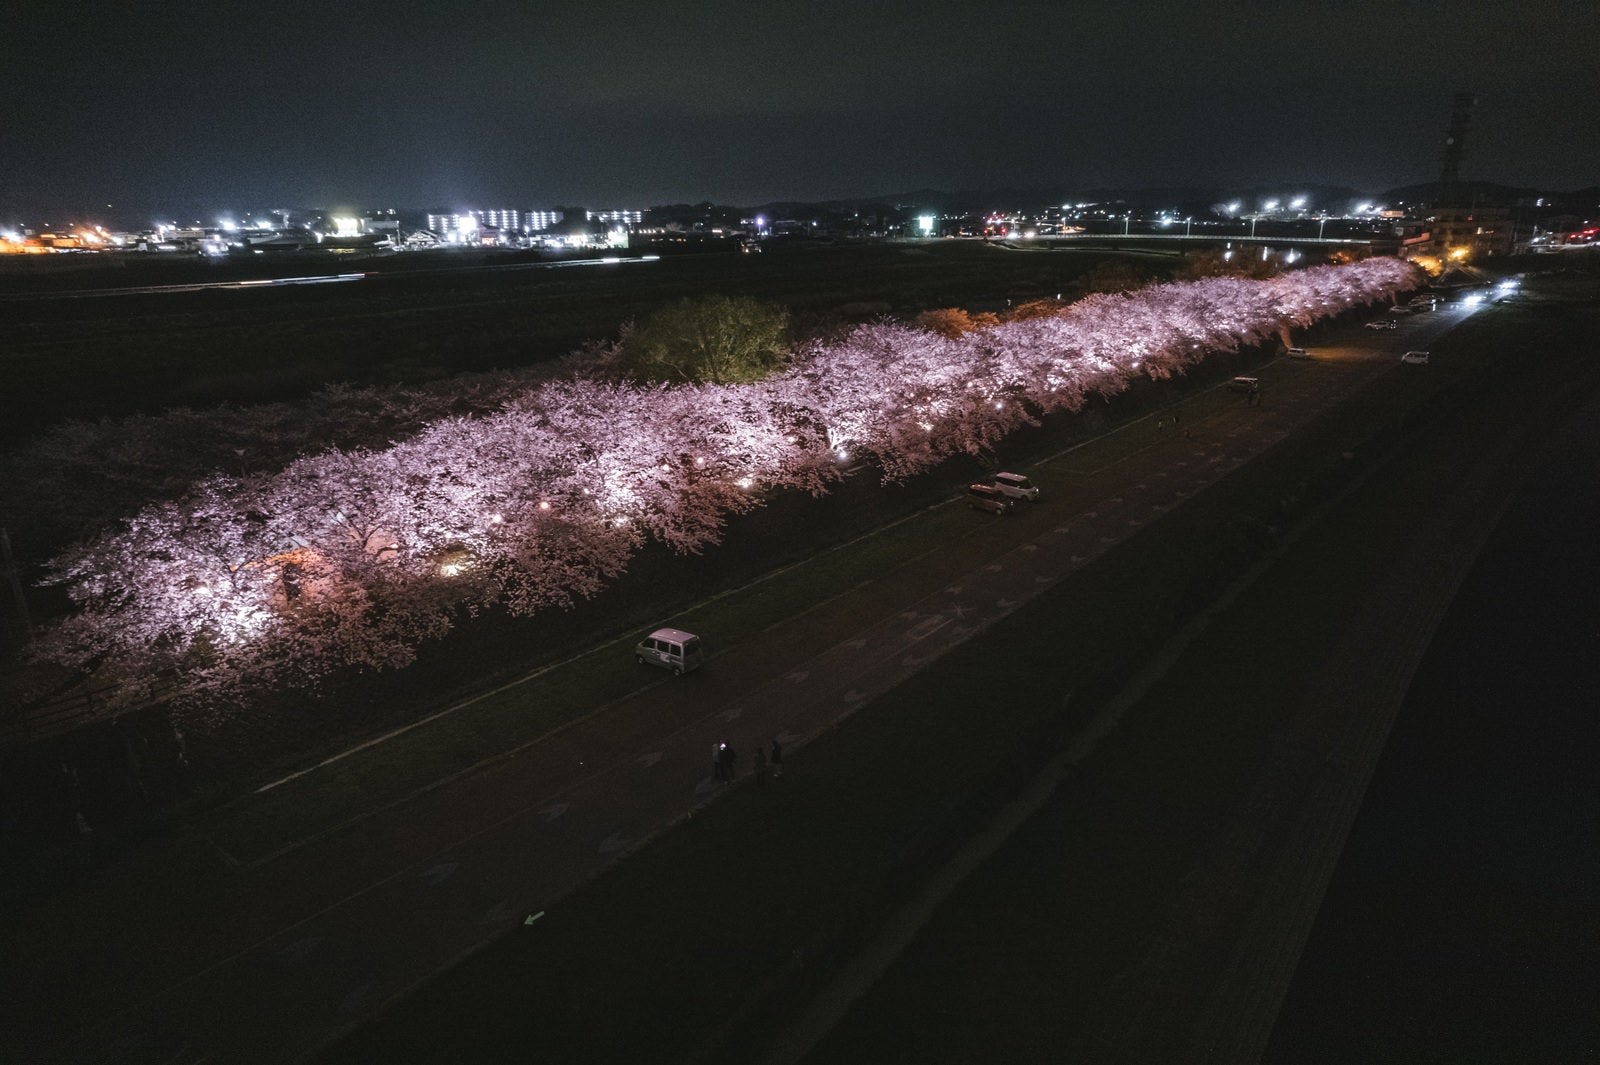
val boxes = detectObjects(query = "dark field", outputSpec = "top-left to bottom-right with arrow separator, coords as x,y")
0,241 -> 1157,446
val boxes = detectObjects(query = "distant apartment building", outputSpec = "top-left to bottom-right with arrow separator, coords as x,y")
586,209 -> 642,225
426,209 -> 522,243
522,210 -> 565,232
1424,204 -> 1513,260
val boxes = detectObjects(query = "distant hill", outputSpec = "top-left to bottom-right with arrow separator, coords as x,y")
1379,180 -> 1536,204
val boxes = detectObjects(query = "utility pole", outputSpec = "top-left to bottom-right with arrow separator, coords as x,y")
1439,91 -> 1476,207
1,527 -> 32,643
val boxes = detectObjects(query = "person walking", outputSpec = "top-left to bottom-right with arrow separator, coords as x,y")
754,745 -> 768,788
769,737 -> 784,779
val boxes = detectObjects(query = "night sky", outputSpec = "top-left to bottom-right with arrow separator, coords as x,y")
7,0 -> 1598,221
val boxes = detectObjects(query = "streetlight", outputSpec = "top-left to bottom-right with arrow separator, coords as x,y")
1317,215 -> 1327,240
1123,213 -> 1131,235
1185,216 -> 1192,237
1250,215 -> 1259,238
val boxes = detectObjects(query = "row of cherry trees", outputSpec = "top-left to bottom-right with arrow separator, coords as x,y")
35,259 -> 1416,714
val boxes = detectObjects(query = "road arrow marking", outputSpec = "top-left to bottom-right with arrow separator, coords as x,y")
421,862 -> 458,886
637,751 -> 664,768
720,705 -> 743,721
598,832 -> 631,857
524,911 -> 546,926
844,638 -> 868,649
997,598 -> 1017,609
281,936 -> 322,962
841,689 -> 867,705
539,803 -> 569,823
784,671 -> 809,684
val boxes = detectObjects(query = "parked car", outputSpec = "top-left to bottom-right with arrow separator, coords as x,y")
1388,306 -> 1413,316
992,471 -> 1040,502
1285,346 -> 1309,359
635,627 -> 705,675
1226,376 -> 1260,394
1364,320 -> 1397,330
966,483 -> 1013,514
1401,350 -> 1431,365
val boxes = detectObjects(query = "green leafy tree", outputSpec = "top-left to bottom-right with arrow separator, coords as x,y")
1085,259 -> 1153,293
623,295 -> 791,384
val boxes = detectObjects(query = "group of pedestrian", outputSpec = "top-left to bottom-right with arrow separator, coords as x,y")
712,737 -> 784,785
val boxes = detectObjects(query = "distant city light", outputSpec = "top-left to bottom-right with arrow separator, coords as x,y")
916,214 -> 936,235
331,216 -> 362,238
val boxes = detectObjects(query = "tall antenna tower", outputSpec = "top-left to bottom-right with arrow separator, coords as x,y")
1438,91 -> 1477,205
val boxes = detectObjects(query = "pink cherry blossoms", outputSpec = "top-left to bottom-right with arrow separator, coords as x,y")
35,258 -> 1416,708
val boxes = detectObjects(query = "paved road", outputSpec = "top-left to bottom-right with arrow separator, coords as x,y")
9,304 -> 1475,1065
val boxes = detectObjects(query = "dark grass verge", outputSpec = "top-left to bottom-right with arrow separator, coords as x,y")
309,300 -> 1554,1064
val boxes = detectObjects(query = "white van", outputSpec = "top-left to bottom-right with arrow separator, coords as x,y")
635,627 -> 705,675
992,472 -> 1040,502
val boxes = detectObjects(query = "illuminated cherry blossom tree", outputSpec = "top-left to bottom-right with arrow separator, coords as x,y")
34,258 -> 1418,711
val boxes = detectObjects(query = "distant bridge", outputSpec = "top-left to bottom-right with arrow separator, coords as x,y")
989,232 -> 1390,252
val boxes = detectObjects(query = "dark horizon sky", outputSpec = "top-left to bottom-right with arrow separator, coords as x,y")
6,0 -> 1598,224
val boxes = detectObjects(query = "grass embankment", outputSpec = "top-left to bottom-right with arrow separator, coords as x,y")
314,289 -> 1598,1063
